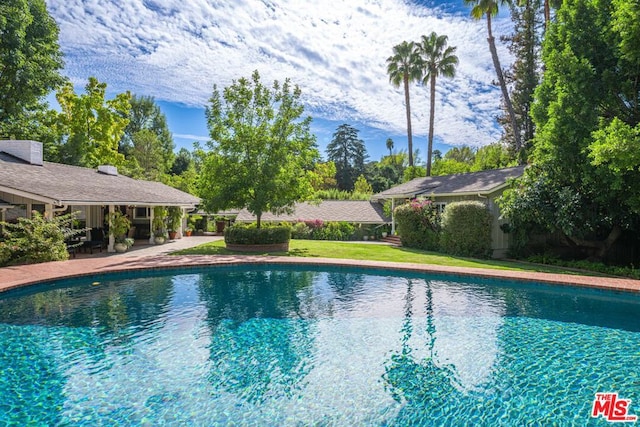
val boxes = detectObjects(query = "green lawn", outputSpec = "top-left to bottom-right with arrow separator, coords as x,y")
172,239 -> 603,276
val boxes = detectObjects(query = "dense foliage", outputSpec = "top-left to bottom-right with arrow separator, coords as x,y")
200,70 -> 319,228
0,0 -> 64,140
56,77 -> 131,168
394,199 -> 440,250
291,220 -> 357,241
0,212 -> 83,266
500,0 -> 640,262
439,201 -> 493,258
224,223 -> 291,245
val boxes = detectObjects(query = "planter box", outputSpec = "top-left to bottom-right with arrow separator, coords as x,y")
225,242 -> 290,252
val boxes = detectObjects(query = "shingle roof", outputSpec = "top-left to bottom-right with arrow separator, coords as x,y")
236,200 -> 390,224
373,165 -> 526,199
0,152 -> 200,207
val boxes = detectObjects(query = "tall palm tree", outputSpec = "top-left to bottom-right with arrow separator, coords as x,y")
386,41 -> 422,167
417,32 -> 459,176
465,0 -> 522,151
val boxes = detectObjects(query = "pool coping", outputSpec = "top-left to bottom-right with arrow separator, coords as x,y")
2,253 -> 640,294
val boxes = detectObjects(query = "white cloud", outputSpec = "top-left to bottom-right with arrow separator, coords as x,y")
46,0 -> 514,148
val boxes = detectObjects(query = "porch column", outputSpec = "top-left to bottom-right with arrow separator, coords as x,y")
148,207 -> 155,244
107,205 -> 115,252
44,204 -> 53,220
391,198 -> 396,235
175,207 -> 185,238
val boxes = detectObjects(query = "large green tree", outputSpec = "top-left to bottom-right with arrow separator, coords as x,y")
326,124 -> 368,191
417,32 -> 459,176
464,0 -> 522,152
121,95 -> 174,173
199,70 -> 319,227
501,0 -> 640,261
0,0 -> 64,139
386,41 -> 422,167
502,0 -> 542,161
56,77 -> 131,168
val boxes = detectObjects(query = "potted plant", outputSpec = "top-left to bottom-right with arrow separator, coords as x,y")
167,206 -> 182,240
184,227 -> 193,237
106,211 -> 132,252
152,206 -> 167,244
153,229 -> 166,244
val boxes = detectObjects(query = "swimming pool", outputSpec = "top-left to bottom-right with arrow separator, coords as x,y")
0,265 -> 638,425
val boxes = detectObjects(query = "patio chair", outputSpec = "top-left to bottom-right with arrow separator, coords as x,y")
83,227 -> 105,253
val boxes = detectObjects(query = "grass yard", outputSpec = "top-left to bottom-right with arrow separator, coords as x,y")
172,239 -> 604,276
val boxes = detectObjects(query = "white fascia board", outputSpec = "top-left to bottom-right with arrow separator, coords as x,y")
0,185 -> 59,205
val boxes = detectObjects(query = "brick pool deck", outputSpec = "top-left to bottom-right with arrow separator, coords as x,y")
1,235 -> 640,294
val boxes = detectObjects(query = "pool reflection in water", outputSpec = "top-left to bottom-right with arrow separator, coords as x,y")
0,265 -> 638,426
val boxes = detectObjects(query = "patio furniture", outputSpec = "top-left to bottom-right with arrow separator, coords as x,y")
83,228 -> 105,253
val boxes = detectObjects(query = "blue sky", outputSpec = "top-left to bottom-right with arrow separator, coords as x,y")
46,0 -> 513,162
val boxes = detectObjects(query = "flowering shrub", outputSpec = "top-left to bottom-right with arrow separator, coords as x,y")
394,199 -> 440,250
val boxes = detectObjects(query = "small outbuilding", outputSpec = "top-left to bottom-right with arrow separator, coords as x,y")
373,166 -> 526,258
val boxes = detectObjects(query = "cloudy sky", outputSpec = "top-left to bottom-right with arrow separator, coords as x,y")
46,0 -> 513,161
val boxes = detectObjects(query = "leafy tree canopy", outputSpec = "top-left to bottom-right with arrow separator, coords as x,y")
0,0 -> 64,139
501,0 -> 640,260
199,70 -> 319,227
121,94 -> 174,172
56,77 -> 131,168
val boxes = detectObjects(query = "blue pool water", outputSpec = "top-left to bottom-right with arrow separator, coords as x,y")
0,265 -> 639,426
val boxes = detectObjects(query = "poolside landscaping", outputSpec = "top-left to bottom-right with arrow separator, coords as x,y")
172,239 -> 609,277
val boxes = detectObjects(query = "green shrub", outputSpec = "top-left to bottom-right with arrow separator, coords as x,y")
291,222 -> 313,239
440,201 -> 492,258
0,212 -> 85,266
394,199 -> 439,250
290,220 -> 356,241
224,223 -> 291,245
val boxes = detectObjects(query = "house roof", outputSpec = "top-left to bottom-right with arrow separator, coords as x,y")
373,165 -> 526,199
236,200 -> 390,224
0,152 -> 200,207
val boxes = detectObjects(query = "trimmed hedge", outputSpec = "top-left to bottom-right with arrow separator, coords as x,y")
394,199 -> 440,250
224,223 -> 291,245
439,201 -> 492,258
291,220 -> 356,241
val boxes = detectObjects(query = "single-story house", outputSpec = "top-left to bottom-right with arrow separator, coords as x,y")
0,140 -> 200,252
235,200 -> 390,225
373,166 -> 526,258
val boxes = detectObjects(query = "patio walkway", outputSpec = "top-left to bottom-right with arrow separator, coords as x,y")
1,236 -> 640,294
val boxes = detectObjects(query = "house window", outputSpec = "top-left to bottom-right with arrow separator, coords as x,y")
435,203 -> 447,214
134,207 -> 150,219
32,204 -> 45,215
4,204 -> 27,223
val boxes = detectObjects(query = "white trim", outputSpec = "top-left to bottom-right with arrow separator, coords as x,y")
0,185 -> 58,204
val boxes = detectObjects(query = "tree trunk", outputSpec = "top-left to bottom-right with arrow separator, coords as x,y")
256,213 -> 261,229
403,74 -> 414,167
427,73 -> 436,177
544,0 -> 551,30
565,225 -> 623,261
486,13 -> 521,151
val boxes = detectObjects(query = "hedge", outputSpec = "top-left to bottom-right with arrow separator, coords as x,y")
394,199 -> 439,250
439,201 -> 492,258
224,223 -> 291,245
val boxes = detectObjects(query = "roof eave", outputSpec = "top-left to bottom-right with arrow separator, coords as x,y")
0,185 -> 59,205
